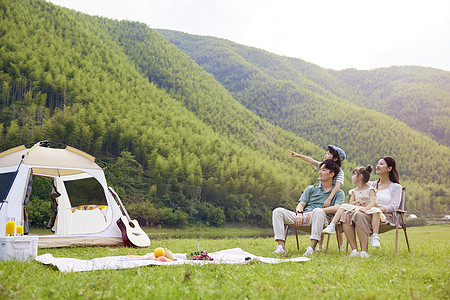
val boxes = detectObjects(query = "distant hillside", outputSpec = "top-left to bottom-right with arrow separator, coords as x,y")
157,30 -> 450,185
332,67 -> 450,146
159,31 -> 450,146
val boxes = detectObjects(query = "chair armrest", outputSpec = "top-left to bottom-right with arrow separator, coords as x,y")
396,209 -> 406,214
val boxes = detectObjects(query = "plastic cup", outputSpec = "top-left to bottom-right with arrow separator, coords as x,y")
16,221 -> 24,235
5,217 -> 15,236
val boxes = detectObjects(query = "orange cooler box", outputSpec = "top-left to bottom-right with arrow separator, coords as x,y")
0,236 -> 38,261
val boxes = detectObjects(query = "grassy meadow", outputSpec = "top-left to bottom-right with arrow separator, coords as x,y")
0,225 -> 448,299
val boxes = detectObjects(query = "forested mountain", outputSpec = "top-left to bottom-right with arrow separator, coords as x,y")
333,67 -> 450,147
157,30 -> 449,182
0,0 -> 447,228
159,30 -> 450,147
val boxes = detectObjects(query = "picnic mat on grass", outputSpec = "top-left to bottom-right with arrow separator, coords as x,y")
35,248 -> 309,272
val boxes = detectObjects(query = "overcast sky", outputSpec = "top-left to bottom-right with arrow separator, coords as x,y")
48,0 -> 450,71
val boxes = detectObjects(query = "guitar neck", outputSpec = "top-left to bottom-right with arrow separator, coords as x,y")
108,187 -> 132,222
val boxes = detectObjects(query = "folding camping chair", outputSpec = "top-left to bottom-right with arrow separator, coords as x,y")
285,221 -> 343,253
345,187 -> 411,255
284,189 -> 343,252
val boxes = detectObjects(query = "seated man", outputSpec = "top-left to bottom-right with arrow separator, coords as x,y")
272,159 -> 345,256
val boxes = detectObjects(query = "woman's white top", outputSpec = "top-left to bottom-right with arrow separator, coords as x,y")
376,188 -> 391,207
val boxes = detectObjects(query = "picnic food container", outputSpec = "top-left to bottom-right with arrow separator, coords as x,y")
0,236 -> 38,261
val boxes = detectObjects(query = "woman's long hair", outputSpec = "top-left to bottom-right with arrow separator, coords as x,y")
380,156 -> 400,184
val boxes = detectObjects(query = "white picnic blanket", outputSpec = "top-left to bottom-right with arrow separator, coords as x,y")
35,248 -> 309,272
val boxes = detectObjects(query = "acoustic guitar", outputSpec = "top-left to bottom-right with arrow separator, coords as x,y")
108,187 -> 151,248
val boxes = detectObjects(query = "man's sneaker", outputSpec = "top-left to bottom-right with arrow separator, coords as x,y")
370,236 -> 381,248
349,249 -> 359,257
303,246 -> 314,256
322,225 -> 336,235
274,245 -> 288,254
359,251 -> 369,258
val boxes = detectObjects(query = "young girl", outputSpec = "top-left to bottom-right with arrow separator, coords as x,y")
322,165 -> 385,248
289,145 -> 346,208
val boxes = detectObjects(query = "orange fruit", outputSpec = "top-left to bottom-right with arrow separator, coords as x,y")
154,247 -> 165,257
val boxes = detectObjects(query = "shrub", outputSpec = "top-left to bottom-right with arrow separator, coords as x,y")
165,209 -> 189,228
192,202 -> 225,226
127,202 -> 189,228
127,201 -> 156,226
224,194 -> 251,222
406,216 -> 427,227
27,196 -> 53,228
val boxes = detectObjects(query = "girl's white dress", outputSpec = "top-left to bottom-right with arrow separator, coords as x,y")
340,186 -> 386,222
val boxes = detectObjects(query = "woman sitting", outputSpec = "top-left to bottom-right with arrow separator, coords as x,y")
339,156 -> 402,257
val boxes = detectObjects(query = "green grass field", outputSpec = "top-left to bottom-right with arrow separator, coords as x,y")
1,225 -> 449,299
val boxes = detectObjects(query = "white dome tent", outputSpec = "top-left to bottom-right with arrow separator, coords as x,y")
0,141 -> 148,248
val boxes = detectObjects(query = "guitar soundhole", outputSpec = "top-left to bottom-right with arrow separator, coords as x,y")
129,222 -> 135,228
